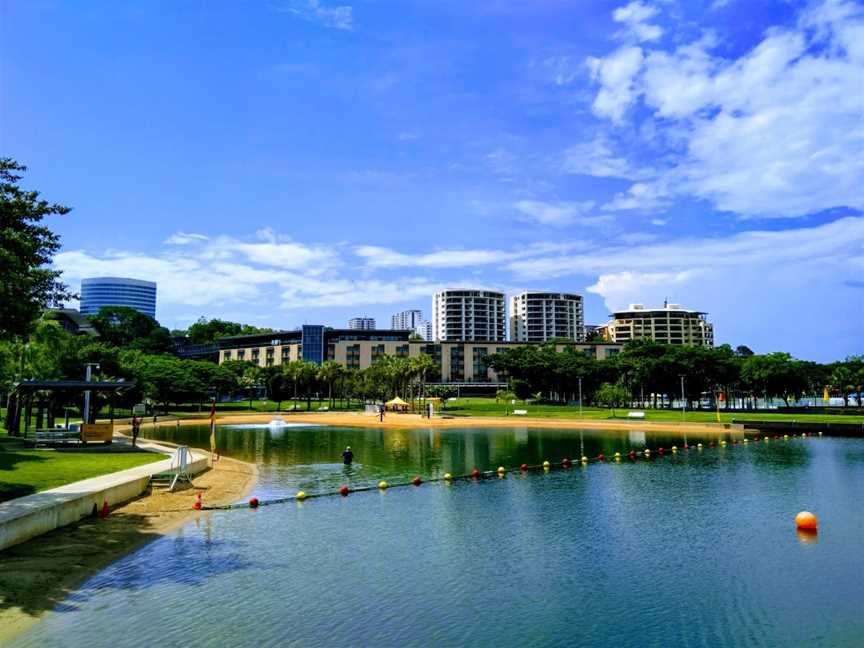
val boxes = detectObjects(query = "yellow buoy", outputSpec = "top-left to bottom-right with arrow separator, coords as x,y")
542,460 -> 551,468
296,490 -> 306,501
581,456 -> 588,463
801,433 -> 806,438
720,440 -> 727,446
743,438 -> 749,444
671,446 -> 678,452
443,472 -> 453,481
697,443 -> 703,449
644,449 -> 651,456
764,437 -> 769,442
818,431 -> 823,436
378,480 -> 389,490
614,452 -> 621,459
497,466 -> 506,474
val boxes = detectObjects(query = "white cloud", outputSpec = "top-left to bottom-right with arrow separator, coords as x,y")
164,232 -> 209,245
277,0 -> 353,30
563,137 -> 653,179
588,0 -> 864,218
586,46 -> 644,122
513,199 -> 600,226
613,1 -> 663,43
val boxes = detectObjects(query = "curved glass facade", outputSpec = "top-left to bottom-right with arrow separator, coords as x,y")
80,277 -> 157,318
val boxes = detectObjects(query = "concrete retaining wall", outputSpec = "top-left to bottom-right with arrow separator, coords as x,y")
0,453 -> 208,552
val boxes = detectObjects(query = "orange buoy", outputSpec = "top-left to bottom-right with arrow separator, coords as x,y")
339,486 -> 349,497
471,468 -> 481,479
412,475 -> 422,486
520,463 -> 528,471
562,457 -> 571,468
99,500 -> 110,519
795,511 -> 818,530
193,492 -> 203,510
597,454 -> 605,462
249,497 -> 259,508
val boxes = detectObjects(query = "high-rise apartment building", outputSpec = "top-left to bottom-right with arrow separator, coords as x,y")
80,277 -> 157,319
348,317 -> 376,330
414,320 -> 433,341
432,290 -> 506,342
391,309 -> 423,330
510,292 -> 584,342
604,304 -> 714,346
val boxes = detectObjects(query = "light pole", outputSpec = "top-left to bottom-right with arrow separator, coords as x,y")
679,374 -> 686,422
83,363 -> 100,424
577,376 -> 583,418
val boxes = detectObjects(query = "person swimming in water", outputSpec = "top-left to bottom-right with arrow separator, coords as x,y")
342,446 -> 354,465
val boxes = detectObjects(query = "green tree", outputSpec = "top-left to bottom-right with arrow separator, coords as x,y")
0,159 -> 73,340
88,306 -> 173,353
595,382 -> 630,416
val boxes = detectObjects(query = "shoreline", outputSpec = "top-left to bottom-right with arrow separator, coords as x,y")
191,411 -> 743,434
0,446 -> 257,644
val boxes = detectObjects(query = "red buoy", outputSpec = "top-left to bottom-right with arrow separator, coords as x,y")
471,468 -> 481,479
597,454 -> 605,462
658,447 -> 665,455
562,458 -> 571,467
249,497 -> 260,508
628,450 -> 636,459
99,500 -> 110,519
193,492 -> 203,510
520,463 -> 529,471
339,486 -> 349,496
412,475 -> 422,486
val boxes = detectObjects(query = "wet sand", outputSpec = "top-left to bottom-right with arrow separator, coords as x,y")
0,454 -> 256,643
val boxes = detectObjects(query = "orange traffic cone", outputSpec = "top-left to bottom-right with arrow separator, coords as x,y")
193,492 -> 203,510
99,500 -> 110,519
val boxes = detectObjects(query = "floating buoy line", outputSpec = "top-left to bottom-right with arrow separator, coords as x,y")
197,431 -> 823,511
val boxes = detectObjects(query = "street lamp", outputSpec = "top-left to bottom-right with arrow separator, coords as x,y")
679,374 -> 686,422
83,363 -> 100,424
577,375 -> 583,418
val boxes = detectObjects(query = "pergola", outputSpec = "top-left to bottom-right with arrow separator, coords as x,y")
4,379 -> 136,437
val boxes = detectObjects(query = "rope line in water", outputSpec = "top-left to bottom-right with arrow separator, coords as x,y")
199,431 -> 822,511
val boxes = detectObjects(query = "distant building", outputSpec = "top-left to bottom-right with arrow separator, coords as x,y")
584,324 -> 608,341
391,309 -> 423,330
80,277 -> 156,319
510,292 -> 584,343
414,320 -> 433,341
348,317 -> 376,330
216,327 -> 621,381
45,308 -> 97,336
604,303 -> 714,346
433,290 -> 506,342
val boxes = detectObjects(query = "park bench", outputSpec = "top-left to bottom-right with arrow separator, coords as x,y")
317,406 -> 330,411
627,411 -> 646,419
513,409 -> 528,416
34,428 -> 81,447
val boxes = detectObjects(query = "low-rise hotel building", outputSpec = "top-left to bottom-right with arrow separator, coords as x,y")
432,290 -> 506,342
604,303 -> 714,346
510,292 -> 584,342
217,327 -> 621,384
348,317 -> 376,330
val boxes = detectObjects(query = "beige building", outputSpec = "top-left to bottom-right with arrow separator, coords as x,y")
219,335 -> 621,384
604,303 -> 714,346
510,292 -> 584,342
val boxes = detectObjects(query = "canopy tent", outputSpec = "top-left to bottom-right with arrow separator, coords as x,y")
385,396 -> 410,412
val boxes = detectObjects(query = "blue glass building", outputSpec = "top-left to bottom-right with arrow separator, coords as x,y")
80,277 -> 157,319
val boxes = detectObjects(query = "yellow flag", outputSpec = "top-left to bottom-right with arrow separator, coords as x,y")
823,387 -> 830,402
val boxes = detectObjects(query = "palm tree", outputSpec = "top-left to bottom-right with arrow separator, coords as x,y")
317,360 -> 343,408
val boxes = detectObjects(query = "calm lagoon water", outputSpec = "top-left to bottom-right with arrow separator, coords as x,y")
11,424 -> 864,647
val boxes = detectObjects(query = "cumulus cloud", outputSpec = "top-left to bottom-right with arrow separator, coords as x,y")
587,0 -> 864,218
613,1 -> 663,43
164,232 -> 209,245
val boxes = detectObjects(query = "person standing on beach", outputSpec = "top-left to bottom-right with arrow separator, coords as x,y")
379,404 -> 385,422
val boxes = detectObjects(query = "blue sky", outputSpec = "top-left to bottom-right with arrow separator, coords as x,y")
2,0 -> 862,361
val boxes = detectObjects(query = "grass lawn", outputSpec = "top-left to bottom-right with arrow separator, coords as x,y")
166,398 -> 364,417
440,397 -> 864,424
0,432 -> 164,503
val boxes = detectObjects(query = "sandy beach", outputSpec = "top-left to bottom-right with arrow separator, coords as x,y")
0,453 -> 256,643
192,410 -> 742,434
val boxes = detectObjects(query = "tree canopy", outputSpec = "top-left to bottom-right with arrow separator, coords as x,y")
0,158 -> 72,340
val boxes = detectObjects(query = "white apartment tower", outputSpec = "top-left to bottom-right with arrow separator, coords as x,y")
391,309 -> 423,330
510,292 -> 585,342
347,317 -> 376,330
414,320 -> 433,341
432,290 -> 506,342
